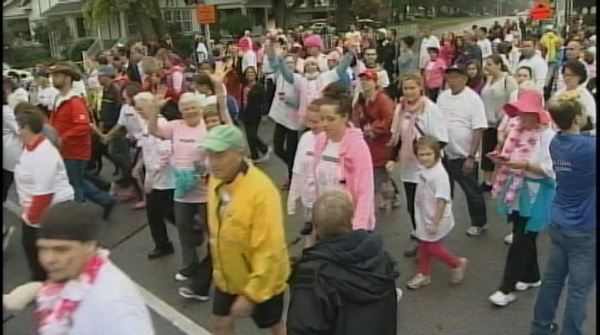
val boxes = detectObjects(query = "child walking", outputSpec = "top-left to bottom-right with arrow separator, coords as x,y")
287,99 -> 324,248
406,136 -> 468,289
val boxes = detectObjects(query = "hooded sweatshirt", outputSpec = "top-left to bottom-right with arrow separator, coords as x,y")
287,230 -> 399,335
308,126 -> 376,230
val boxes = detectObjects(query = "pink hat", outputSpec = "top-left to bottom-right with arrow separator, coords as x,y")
303,34 -> 324,49
503,90 -> 551,124
326,51 -> 341,61
238,37 -> 252,52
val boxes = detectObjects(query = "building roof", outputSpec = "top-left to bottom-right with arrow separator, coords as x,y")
42,1 -> 84,17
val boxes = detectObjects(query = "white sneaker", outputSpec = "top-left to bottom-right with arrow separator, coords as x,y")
178,287 -> 209,302
406,273 -> 431,289
504,233 -> 513,245
515,280 -> 542,291
174,272 -> 190,282
466,226 -> 486,236
395,288 -> 403,303
489,290 -> 516,307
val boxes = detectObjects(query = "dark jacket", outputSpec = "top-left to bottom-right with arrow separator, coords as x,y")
455,44 -> 482,68
240,83 -> 266,123
99,83 -> 122,131
127,62 -> 142,84
287,230 -> 399,335
377,39 -> 396,78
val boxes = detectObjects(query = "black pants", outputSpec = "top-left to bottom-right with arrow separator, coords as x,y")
273,122 -> 299,180
3,169 -> 14,202
244,119 -> 268,160
499,212 -> 540,294
403,182 -> 417,230
264,78 -> 276,113
22,224 -> 47,281
481,128 -> 498,172
146,189 -> 175,249
442,157 -> 487,227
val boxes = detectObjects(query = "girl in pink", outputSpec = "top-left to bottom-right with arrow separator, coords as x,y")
440,32 -> 455,66
424,46 -> 446,102
406,136 -> 468,289
307,84 -> 375,231
287,99 -> 324,247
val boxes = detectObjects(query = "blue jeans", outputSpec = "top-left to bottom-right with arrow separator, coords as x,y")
530,225 -> 596,335
64,159 -> 87,202
82,178 -> 114,207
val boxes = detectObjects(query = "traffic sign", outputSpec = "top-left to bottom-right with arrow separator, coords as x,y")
529,4 -> 553,20
196,5 -> 216,24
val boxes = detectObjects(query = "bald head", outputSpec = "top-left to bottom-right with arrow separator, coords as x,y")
312,189 -> 354,239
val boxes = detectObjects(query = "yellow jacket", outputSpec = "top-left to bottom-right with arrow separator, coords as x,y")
207,164 -> 290,303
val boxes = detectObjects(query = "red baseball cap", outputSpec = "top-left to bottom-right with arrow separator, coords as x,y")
359,68 -> 379,81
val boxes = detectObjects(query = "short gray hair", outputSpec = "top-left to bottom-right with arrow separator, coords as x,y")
132,92 -> 155,107
312,189 -> 354,239
178,92 -> 203,109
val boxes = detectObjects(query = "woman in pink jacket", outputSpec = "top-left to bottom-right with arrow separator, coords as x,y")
307,83 -> 375,231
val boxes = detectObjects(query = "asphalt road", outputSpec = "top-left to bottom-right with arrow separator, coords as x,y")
3,17 -> 595,335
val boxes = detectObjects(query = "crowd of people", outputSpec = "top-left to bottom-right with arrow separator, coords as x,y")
2,15 -> 596,335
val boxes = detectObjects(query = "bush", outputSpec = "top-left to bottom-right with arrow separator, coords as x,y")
219,13 -> 252,37
67,37 -> 96,62
172,34 -> 195,59
4,46 -> 56,69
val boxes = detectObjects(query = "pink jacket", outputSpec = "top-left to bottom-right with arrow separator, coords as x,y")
424,58 -> 447,89
308,126 -> 376,231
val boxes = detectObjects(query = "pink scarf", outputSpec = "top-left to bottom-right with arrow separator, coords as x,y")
491,122 -> 541,206
389,97 -> 426,163
36,250 -> 108,335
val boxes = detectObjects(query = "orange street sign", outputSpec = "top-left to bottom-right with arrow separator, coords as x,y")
197,5 -> 216,24
530,4 -> 553,20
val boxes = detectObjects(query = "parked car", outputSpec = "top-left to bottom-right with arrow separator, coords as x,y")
3,68 -> 34,86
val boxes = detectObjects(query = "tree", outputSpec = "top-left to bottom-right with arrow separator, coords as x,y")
272,0 -> 306,28
83,0 -> 167,41
334,0 -> 353,31
352,0 -> 381,15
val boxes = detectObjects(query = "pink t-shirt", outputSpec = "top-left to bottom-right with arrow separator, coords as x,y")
424,58 -> 446,89
160,120 -> 208,203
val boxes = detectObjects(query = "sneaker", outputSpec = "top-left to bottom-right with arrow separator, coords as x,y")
406,273 -> 431,289
395,288 -> 403,303
489,290 -> 516,307
409,230 -> 417,240
450,257 -> 468,284
131,201 -> 146,210
504,233 -> 513,245
178,287 -> 209,302
515,280 -> 541,291
480,182 -> 492,192
174,269 -> 194,282
253,149 -> 271,163
466,226 -> 486,236
3,226 -> 15,252
147,243 -> 174,260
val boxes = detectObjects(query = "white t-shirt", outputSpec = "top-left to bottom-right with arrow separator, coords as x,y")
2,105 -> 22,172
315,140 -> 342,194
477,38 -> 493,58
139,117 -> 175,190
517,55 -> 548,93
196,42 -> 208,63
117,104 -> 144,142
72,80 -> 87,98
14,138 -> 74,217
437,87 -> 488,159
398,100 -> 449,183
8,87 -> 29,110
414,161 -> 455,242
291,131 -> 318,211
242,50 -> 258,73
37,86 -> 59,111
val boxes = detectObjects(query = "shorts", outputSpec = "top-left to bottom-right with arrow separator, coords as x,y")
212,287 -> 284,329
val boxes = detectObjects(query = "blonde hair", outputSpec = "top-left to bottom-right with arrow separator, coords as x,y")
141,56 -> 161,75
202,103 -> 220,118
178,92 -> 203,109
519,80 -> 537,92
132,92 -> 155,106
312,189 -> 354,239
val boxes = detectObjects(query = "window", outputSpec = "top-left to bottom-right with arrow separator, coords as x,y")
162,9 -> 193,33
126,11 -> 138,36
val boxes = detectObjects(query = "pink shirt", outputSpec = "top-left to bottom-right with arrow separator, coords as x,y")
160,120 -> 208,203
424,58 -> 446,89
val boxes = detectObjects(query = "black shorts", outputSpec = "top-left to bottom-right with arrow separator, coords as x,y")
212,288 -> 284,329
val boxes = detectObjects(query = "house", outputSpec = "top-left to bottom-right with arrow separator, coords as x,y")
3,0 -> 272,58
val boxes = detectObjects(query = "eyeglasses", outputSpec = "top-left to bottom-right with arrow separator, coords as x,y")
364,53 -> 377,56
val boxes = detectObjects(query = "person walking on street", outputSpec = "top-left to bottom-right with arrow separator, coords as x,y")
36,202 -> 154,334
49,63 -> 92,203
437,64 -> 488,236
200,125 -> 290,335
287,189 -> 400,335
530,91 -> 596,335
517,36 -> 548,94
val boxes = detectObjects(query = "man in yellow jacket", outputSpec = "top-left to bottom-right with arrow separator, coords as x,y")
200,124 -> 290,335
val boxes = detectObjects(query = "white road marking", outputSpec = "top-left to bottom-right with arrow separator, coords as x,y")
2,199 -> 212,335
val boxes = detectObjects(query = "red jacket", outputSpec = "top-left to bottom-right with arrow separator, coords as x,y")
353,91 -> 395,168
50,92 -> 92,161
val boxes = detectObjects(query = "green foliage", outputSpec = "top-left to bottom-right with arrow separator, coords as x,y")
67,37 -> 97,62
84,0 -> 127,24
219,12 -> 253,37
4,47 -> 58,69
172,35 -> 195,59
